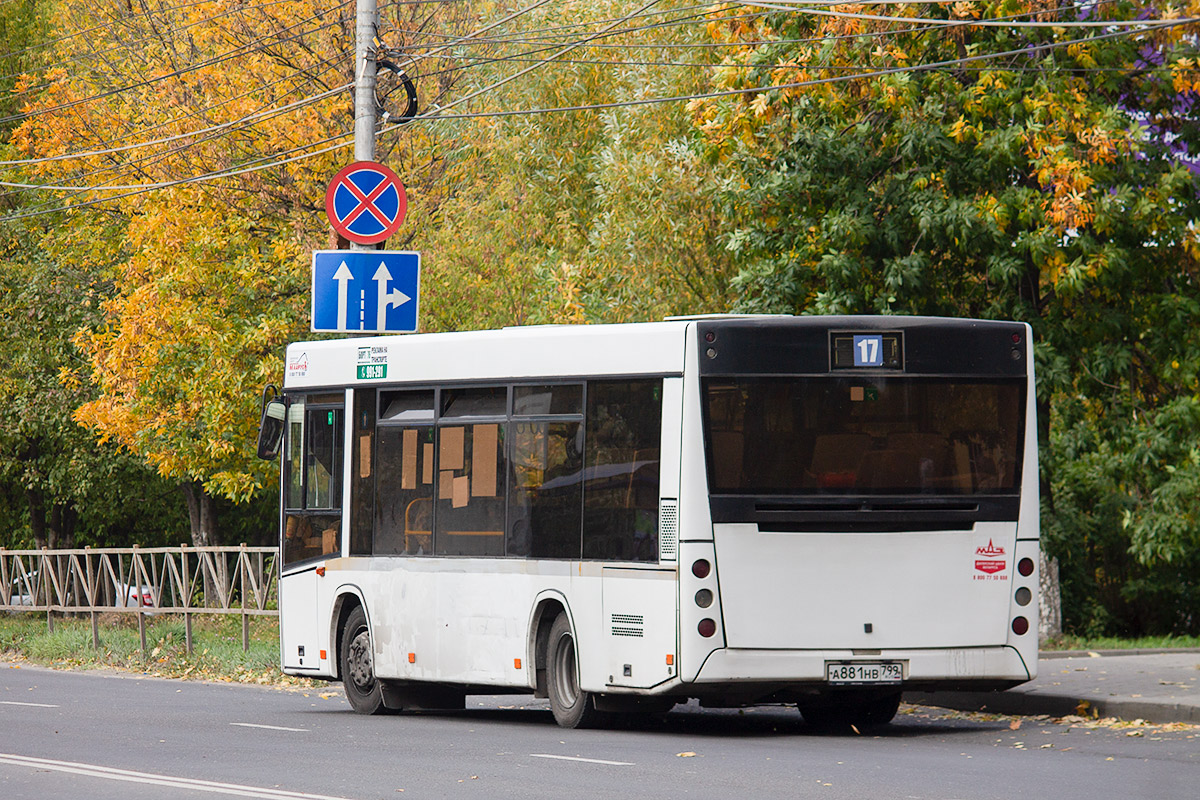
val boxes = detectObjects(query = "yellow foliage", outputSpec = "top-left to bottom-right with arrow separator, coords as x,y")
9,0 -> 472,499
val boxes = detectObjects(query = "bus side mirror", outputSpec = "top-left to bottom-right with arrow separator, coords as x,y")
256,384 -> 286,460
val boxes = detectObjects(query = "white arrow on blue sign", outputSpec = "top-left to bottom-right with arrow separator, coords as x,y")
311,250 -> 420,333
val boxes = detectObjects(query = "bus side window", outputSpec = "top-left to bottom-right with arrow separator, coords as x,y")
434,422 -> 507,556
374,389 -> 436,556
508,420 -> 583,559
350,389 -> 375,556
375,425 -> 435,555
282,397 -> 344,566
583,379 -> 662,562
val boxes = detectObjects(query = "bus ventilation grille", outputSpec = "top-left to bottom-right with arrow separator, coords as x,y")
611,614 -> 645,638
659,499 -> 679,560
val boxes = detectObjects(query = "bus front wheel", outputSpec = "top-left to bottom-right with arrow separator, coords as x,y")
546,613 -> 598,728
340,606 -> 387,715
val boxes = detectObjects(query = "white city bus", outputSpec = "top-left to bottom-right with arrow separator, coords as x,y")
261,315 -> 1039,728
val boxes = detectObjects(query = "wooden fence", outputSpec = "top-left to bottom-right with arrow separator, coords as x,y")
0,545 -> 279,652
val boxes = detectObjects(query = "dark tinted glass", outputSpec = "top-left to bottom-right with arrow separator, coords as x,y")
513,384 -> 583,416
509,421 -> 583,558
375,425 -> 435,555
380,389 -> 435,422
441,386 -> 507,418
434,423 -> 506,556
350,389 -> 375,556
704,378 -> 1024,494
582,380 -> 662,561
305,407 -> 343,510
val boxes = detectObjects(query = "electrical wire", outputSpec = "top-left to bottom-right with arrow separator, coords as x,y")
53,0 -> 1134,172
0,0 -> 348,88
0,0 -> 562,204
1,4 -> 1189,220
388,20 -> 1193,126
737,0 -> 1199,28
393,0 -> 1133,87
0,82 -> 351,170
0,3 -> 351,124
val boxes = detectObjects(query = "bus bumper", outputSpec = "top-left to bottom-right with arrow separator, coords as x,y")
687,645 -> 1033,690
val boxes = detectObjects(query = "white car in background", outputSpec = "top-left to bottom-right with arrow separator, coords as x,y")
114,581 -> 156,610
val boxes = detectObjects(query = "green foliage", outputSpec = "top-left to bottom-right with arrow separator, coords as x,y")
697,4 -> 1200,635
0,0 -> 51,122
424,0 -> 737,328
0,225 -> 185,548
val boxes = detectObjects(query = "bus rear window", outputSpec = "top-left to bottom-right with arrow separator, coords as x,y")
704,377 -> 1024,495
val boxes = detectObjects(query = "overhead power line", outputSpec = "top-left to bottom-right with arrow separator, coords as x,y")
737,1 -> 1199,28
382,18 -> 1197,129
0,6 -> 348,125
1,4 -> 1190,221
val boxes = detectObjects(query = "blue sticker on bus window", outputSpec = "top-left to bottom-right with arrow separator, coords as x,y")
853,335 -> 883,367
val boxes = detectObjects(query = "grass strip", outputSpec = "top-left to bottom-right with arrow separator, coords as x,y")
0,612 -> 319,687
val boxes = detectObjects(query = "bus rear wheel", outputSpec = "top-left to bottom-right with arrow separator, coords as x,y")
546,613 -> 598,728
799,691 -> 901,730
341,606 -> 387,715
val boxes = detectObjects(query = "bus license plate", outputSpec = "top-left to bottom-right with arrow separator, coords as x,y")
825,662 -> 903,685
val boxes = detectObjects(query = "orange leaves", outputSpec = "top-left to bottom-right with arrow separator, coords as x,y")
1036,156 -> 1096,231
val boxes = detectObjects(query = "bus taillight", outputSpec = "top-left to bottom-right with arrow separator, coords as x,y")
691,559 -> 711,579
698,619 -> 717,638
1017,557 -> 1034,577
1011,617 -> 1029,636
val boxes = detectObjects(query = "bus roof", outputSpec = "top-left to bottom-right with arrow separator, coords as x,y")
283,320 -> 696,390
281,315 -> 1029,390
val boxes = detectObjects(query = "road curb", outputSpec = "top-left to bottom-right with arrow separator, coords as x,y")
1041,648 -> 1200,660
904,690 -> 1200,724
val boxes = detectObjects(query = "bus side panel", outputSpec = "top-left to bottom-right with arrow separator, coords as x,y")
358,559 -> 593,690
601,567 -> 677,689
677,326 -> 712,549
280,569 -> 321,672
658,377 -> 684,562
676,328 -> 723,681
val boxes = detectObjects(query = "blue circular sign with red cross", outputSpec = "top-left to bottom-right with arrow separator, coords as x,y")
325,161 -> 408,245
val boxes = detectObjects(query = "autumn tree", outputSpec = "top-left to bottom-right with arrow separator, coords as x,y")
693,2 -> 1200,634
0,227 -> 185,548
422,0 -> 738,328
6,0 -> 473,545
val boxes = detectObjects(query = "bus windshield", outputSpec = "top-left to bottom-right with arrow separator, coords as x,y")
704,377 -> 1025,495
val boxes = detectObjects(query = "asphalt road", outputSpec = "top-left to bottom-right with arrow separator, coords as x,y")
1,663 -> 1197,799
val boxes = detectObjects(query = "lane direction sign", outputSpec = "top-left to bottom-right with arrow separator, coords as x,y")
311,250 -> 419,333
325,161 -> 408,244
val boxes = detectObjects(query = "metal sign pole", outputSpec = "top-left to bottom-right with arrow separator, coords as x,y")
353,0 -> 378,253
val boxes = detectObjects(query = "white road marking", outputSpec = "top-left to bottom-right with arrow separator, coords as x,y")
530,753 -> 634,766
0,753 -> 351,799
0,700 -> 59,708
230,722 -> 309,732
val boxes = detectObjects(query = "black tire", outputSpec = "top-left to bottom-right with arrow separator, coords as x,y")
340,605 -> 387,715
856,692 -> 902,726
800,691 -> 901,730
546,613 -> 598,728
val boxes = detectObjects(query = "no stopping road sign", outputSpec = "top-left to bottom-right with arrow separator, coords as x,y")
325,161 -> 408,245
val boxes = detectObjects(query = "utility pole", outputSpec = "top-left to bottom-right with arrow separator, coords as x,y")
353,0 -> 378,251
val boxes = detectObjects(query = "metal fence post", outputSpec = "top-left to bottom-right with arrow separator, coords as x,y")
85,546 -> 99,648
240,545 -> 250,652
42,548 -> 53,634
182,543 -> 193,654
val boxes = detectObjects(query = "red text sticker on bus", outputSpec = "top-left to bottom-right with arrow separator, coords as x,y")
973,539 -> 1007,579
